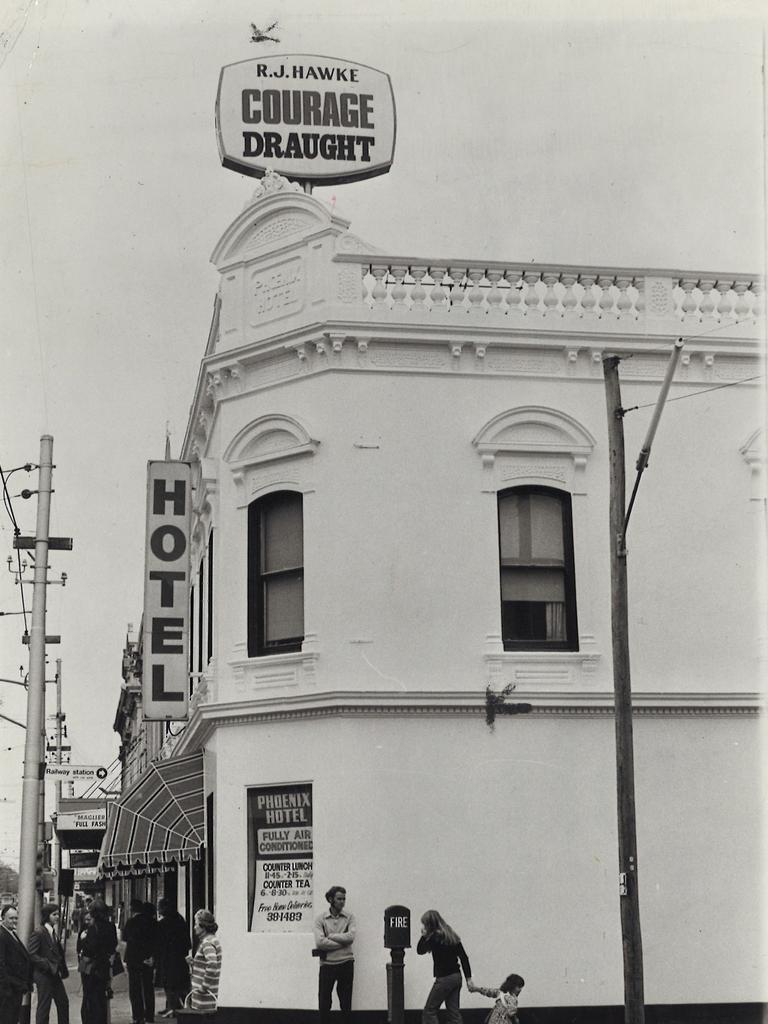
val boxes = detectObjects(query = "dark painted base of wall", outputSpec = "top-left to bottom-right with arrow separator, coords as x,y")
216,1004 -> 762,1024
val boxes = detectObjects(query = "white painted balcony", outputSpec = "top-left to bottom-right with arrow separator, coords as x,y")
209,190 -> 762,355
333,253 -> 762,342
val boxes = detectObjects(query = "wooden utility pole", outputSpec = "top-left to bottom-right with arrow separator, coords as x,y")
53,659 -> 63,902
603,358 -> 645,1024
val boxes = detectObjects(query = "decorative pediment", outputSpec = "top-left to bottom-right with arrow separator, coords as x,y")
225,414 -> 319,469
473,406 -> 596,463
211,190 -> 350,269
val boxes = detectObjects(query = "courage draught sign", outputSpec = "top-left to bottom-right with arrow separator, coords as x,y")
142,461 -> 192,721
216,55 -> 396,185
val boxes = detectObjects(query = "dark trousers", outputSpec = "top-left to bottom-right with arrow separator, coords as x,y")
128,966 -> 155,1024
0,990 -> 24,1024
81,976 -> 108,1024
163,988 -> 188,1013
318,960 -> 353,1024
35,974 -> 69,1024
423,972 -> 462,1024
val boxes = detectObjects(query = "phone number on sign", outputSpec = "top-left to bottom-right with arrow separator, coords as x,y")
266,911 -> 304,922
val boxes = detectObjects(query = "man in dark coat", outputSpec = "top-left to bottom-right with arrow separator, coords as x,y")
154,900 -> 190,1016
0,905 -> 33,1024
122,900 -> 156,1024
28,904 -> 69,1024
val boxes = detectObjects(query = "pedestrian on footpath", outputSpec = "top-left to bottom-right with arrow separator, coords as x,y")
313,886 -> 356,1024
183,911 -> 221,1015
467,973 -> 525,1024
416,910 -> 474,1024
76,912 -> 92,971
78,900 -> 116,1024
0,905 -> 33,1024
123,901 -> 156,1024
28,904 -> 69,1024
154,901 -> 190,1017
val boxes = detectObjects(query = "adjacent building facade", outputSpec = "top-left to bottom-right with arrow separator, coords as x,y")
102,171 -> 765,1022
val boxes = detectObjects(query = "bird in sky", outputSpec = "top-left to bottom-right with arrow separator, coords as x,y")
250,20 -> 280,43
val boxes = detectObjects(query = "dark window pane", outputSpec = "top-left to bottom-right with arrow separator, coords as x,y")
501,567 -> 564,602
529,494 -> 564,562
264,572 -> 304,644
499,494 -> 522,560
207,530 -> 214,662
248,491 -> 304,656
262,497 -> 303,572
502,601 -> 566,642
498,485 -> 577,651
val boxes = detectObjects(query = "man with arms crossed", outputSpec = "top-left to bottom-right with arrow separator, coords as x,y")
313,886 -> 356,1024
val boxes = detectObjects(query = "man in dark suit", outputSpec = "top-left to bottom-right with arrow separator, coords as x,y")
122,900 -> 156,1024
28,904 -> 69,1024
0,905 -> 33,1024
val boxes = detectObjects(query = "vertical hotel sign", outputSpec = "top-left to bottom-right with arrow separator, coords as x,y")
143,461 -> 191,720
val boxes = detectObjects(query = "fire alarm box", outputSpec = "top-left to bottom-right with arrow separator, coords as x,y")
384,904 -> 411,949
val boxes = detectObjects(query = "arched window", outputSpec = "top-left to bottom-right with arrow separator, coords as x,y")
247,491 -> 304,656
498,486 -> 578,651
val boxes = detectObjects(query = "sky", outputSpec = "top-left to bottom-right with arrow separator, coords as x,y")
0,0 -> 764,867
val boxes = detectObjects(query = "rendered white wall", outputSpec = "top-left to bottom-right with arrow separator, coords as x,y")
209,712 -> 762,1011
207,367 -> 760,700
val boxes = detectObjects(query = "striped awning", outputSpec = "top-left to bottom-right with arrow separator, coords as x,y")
98,752 -> 204,877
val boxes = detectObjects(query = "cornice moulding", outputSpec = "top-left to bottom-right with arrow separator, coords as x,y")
174,689 -> 762,753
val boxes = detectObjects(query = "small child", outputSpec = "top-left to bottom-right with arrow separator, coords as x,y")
468,972 -> 525,1024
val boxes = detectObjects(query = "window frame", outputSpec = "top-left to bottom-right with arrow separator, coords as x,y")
497,484 -> 578,652
247,490 -> 304,657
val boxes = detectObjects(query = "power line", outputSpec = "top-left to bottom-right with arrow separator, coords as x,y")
625,375 -> 762,414
0,465 -> 31,633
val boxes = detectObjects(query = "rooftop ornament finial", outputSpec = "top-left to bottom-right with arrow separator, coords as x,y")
244,169 -> 303,209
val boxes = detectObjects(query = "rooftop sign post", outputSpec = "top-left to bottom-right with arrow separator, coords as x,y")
216,55 -> 396,186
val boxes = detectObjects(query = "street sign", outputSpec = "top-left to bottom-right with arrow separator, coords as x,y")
14,536 -> 73,550
45,765 -> 107,782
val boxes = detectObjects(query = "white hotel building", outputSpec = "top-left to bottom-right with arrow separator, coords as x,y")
103,171 -> 765,1024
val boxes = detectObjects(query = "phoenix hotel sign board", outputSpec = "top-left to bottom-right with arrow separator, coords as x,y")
216,55 -> 396,184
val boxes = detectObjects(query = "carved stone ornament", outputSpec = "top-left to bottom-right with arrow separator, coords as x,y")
244,169 -> 303,209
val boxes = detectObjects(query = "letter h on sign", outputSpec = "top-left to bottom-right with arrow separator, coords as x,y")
142,461 -> 192,720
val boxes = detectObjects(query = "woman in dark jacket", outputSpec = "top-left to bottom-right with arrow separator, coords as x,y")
416,910 -> 474,1024
79,900 -> 117,1024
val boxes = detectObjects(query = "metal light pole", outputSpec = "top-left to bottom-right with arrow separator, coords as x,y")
17,435 -> 54,946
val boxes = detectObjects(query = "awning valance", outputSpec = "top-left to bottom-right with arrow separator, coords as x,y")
98,752 -> 204,877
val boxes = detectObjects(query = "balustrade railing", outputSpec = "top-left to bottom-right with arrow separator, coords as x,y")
335,256 -> 762,326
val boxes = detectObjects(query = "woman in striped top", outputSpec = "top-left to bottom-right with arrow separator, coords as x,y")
186,910 -> 222,1014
